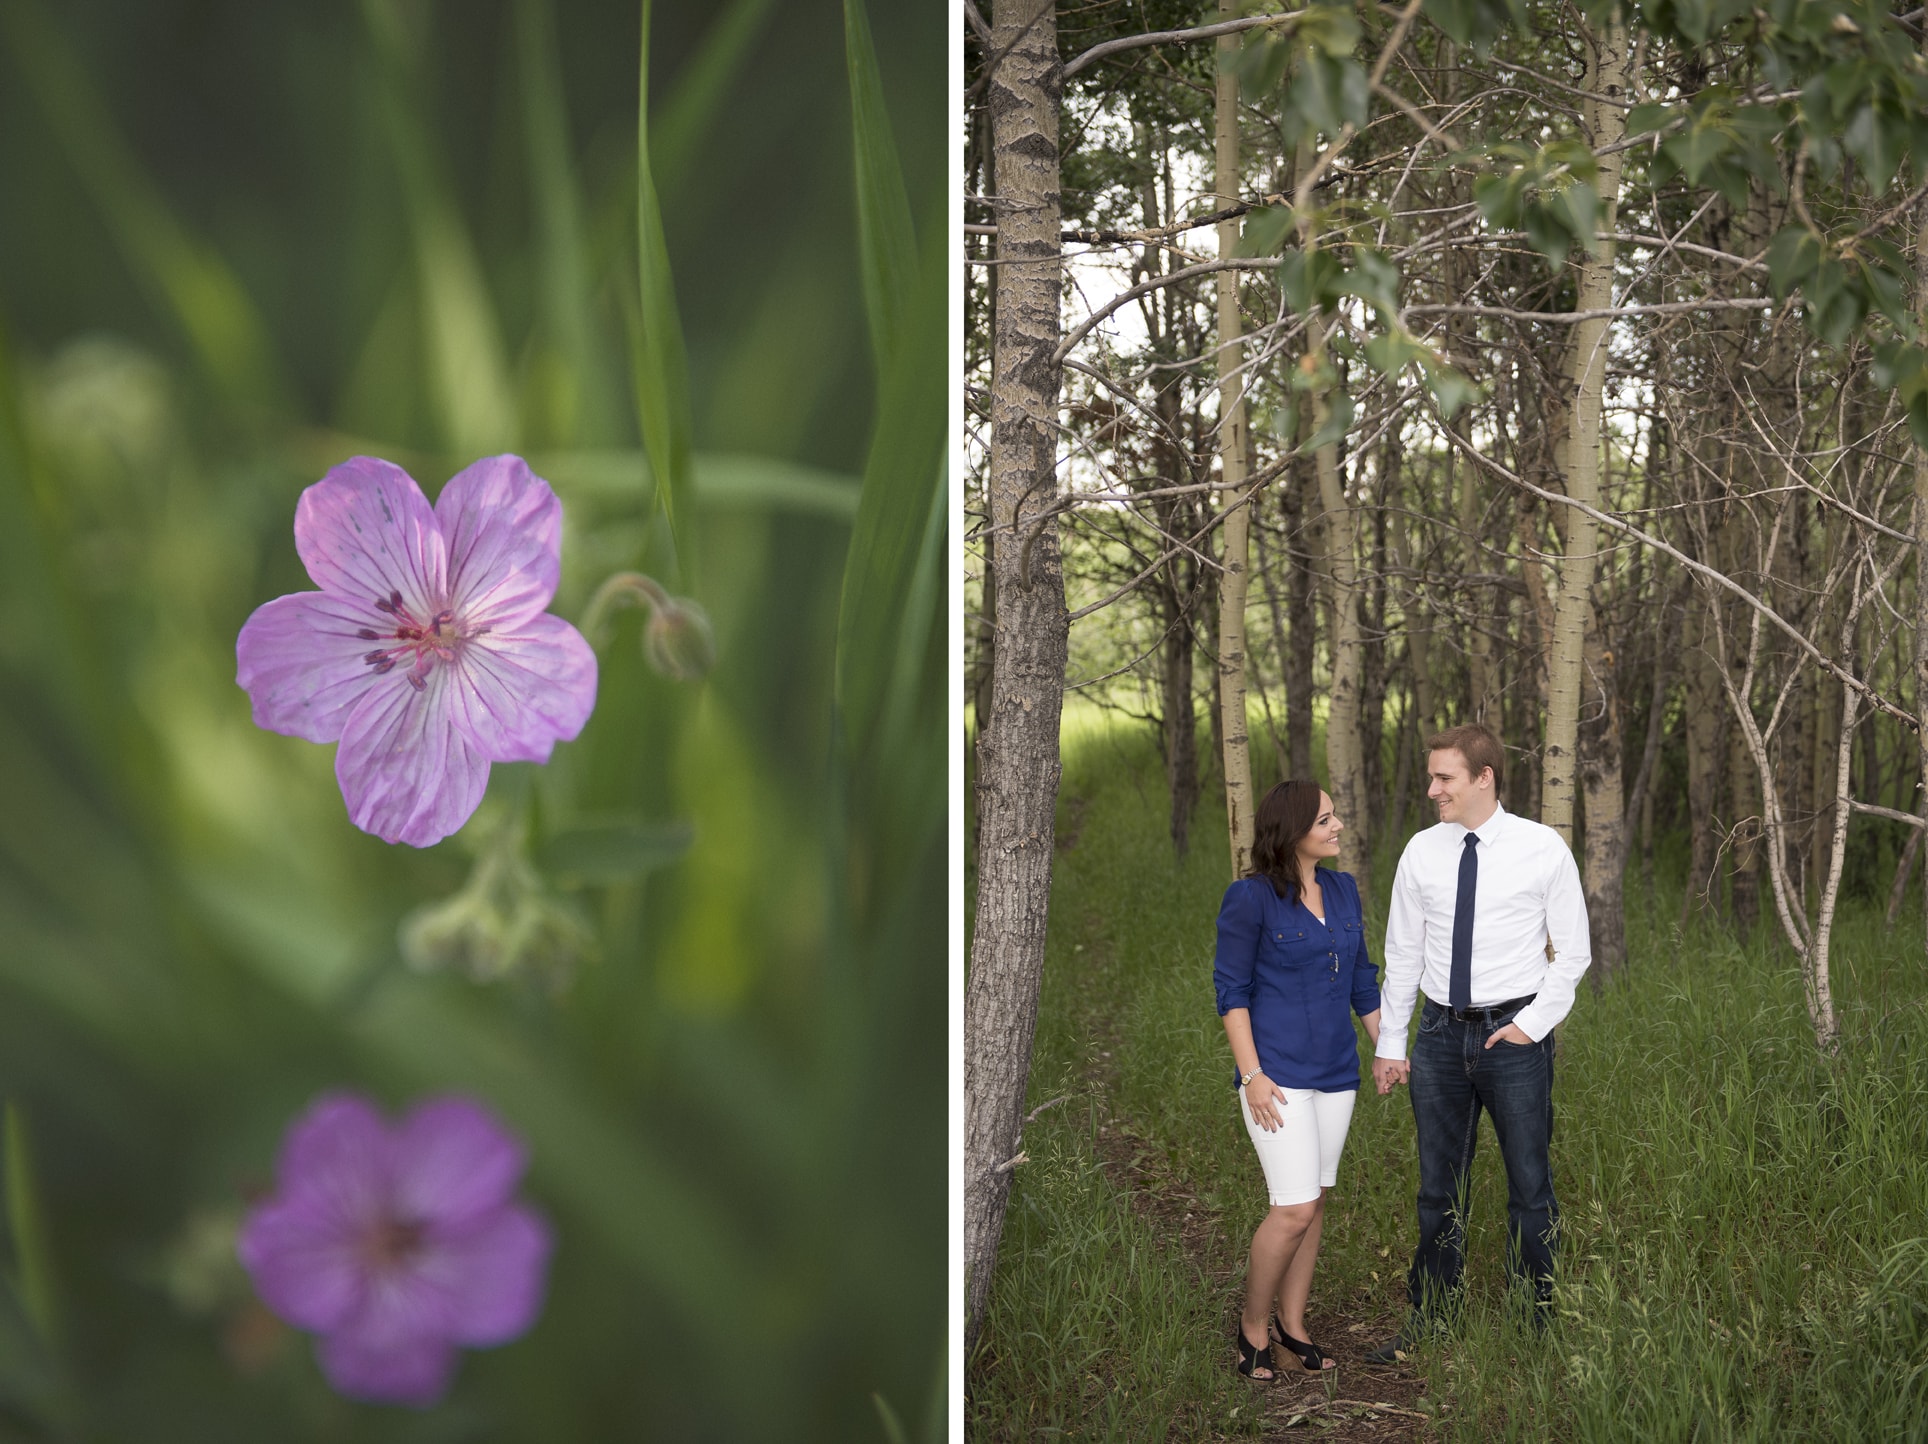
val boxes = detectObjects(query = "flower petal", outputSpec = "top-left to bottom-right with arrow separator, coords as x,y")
446,615 -> 598,764
235,592 -> 388,743
335,670 -> 491,848
315,1326 -> 458,1408
270,1094 -> 392,1220
389,1097 -> 528,1229
295,457 -> 446,616
235,1094 -> 391,1333
419,1202 -> 553,1347
434,455 -> 561,626
236,1195 -> 367,1333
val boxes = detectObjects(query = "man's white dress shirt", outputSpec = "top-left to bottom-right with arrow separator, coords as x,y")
1375,802 -> 1591,1059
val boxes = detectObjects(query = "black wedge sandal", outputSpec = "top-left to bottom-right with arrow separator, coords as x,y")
1234,1323 -> 1276,1382
1271,1314 -> 1336,1372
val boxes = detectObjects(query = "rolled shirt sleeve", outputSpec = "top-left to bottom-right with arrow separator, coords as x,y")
1510,842 -> 1592,1042
1342,874 -> 1381,1017
1375,852 -> 1426,1061
1212,879 -> 1261,1015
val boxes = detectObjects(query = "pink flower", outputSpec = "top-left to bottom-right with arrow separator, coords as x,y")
236,456 -> 596,846
238,1093 -> 552,1407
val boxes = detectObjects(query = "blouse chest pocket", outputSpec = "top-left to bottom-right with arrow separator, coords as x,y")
1267,927 -> 1315,968
1340,918 -> 1363,961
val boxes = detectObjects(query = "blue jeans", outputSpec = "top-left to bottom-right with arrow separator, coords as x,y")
1406,999 -> 1558,1316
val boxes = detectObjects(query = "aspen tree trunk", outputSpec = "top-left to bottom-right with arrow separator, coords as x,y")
1460,449 -> 1496,726
1914,185 -> 1928,949
1293,138 -> 1370,896
1213,2 -> 1256,875
1283,446 -> 1317,777
1578,609 -> 1626,980
1311,329 -> 1371,901
964,0 -> 1065,1353
1683,619 -> 1723,919
1805,654 -> 1856,1053
1540,19 -> 1626,840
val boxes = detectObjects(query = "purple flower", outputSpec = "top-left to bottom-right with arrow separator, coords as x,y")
238,1092 -> 552,1407
236,455 -> 597,847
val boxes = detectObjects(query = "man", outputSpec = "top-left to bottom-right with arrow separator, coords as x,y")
1365,724 -> 1590,1363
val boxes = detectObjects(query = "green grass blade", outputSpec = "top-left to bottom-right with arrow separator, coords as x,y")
0,0 -> 289,414
843,0 -> 917,373
362,0 -> 518,455
835,206 -> 944,765
654,0 -> 781,195
3,1104 -> 57,1348
515,0 -> 622,447
635,0 -> 698,582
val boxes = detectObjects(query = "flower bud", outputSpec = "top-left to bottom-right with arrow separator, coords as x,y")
642,596 -> 716,682
400,825 -> 592,985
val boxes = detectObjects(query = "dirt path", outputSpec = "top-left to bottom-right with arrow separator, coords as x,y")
1071,913 -> 1442,1441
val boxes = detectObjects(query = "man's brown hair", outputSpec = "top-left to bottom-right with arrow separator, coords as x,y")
1426,724 -> 1504,795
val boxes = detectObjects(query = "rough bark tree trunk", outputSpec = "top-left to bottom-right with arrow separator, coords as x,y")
1541,19 -> 1626,840
1578,604 -> 1626,981
1914,184 -> 1928,949
1213,1 -> 1255,875
964,0 -> 1066,1355
1283,447 -> 1316,778
1683,618 -> 1724,920
1311,333 -> 1371,901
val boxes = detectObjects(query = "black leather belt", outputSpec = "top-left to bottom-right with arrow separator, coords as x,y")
1433,993 -> 1535,1023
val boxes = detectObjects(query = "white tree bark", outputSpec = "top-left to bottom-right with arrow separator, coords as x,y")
1541,19 -> 1627,839
964,0 -> 1067,1353
1213,0 -> 1255,876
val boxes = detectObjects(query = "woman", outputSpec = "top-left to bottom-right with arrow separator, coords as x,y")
1213,780 -> 1382,1379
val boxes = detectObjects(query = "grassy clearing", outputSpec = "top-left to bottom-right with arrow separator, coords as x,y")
968,708 -> 1928,1442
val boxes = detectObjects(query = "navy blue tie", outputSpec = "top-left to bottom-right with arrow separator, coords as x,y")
1450,833 -> 1478,1010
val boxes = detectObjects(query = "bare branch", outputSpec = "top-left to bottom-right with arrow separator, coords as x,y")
1437,423 -> 1918,731
1061,12 -> 1295,80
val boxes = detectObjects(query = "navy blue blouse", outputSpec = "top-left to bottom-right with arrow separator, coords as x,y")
1212,869 -> 1382,1092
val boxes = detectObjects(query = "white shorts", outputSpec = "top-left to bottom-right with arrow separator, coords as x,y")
1238,1085 -> 1358,1206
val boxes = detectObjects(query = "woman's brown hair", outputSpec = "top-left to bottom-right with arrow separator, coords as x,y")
1247,779 -> 1325,904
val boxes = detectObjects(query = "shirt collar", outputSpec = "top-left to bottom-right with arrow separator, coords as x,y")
1459,799 -> 1507,845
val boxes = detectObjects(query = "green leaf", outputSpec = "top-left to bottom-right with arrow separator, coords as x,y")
1766,225 -> 1822,301
1426,363 -> 1482,419
1843,103 -> 1899,193
836,201 -> 946,764
1301,390 -> 1355,453
1239,205 -> 1297,258
636,0 -> 699,582
845,0 -> 917,375
1300,3 -> 1362,57
1522,203 -> 1573,273
3,1104 -> 57,1348
1554,181 -> 1600,256
1278,247 -> 1342,315
1627,101 -> 1681,136
1337,248 -> 1401,316
364,0 -> 518,455
538,818 -> 695,885
1364,329 -> 1428,376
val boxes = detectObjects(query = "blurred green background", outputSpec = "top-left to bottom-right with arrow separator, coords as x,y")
0,0 -> 945,1438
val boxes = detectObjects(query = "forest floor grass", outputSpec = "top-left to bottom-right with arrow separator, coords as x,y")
966,709 -> 1928,1442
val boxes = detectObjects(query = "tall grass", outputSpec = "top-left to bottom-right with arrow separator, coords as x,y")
0,1 -> 943,1437
969,707 -> 1928,1441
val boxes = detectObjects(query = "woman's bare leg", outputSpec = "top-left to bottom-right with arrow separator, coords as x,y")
1273,1189 -> 1327,1341
1240,1199 -> 1320,1375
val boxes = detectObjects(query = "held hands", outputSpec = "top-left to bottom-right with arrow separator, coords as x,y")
1484,1023 -> 1532,1048
1372,1057 -> 1409,1095
1243,1074 -> 1292,1132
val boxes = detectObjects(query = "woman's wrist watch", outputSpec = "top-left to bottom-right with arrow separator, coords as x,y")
1240,1066 -> 1263,1088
